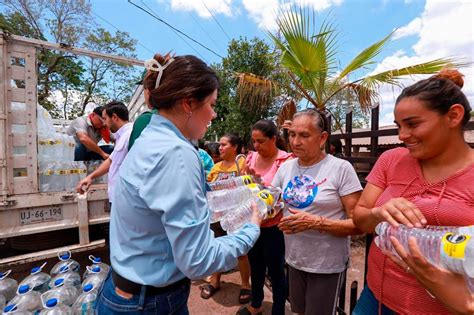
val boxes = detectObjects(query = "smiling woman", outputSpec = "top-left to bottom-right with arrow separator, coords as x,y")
352,69 -> 474,315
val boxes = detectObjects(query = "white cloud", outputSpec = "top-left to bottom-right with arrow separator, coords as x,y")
393,17 -> 422,39
169,0 -> 233,18
373,0 -> 474,125
241,0 -> 343,32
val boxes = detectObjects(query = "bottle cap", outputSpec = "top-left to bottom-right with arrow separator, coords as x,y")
59,265 -> 70,273
83,284 -> 94,292
59,252 -> 71,260
31,266 -> 41,274
54,278 -> 65,287
92,266 -> 101,273
4,304 -> 17,313
18,284 -> 30,294
46,298 -> 58,308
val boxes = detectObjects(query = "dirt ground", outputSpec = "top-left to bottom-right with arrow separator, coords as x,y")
1,239 -> 367,315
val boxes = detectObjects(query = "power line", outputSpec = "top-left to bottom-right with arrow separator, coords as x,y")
139,0 -> 208,63
189,11 -> 226,54
91,10 -> 155,54
201,0 -> 231,42
127,0 -> 224,60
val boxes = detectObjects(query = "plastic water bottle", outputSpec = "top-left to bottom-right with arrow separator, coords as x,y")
5,284 -> 42,313
2,305 -> 32,314
42,279 -> 78,306
0,270 -> 18,302
83,256 -> 109,279
220,188 -> 282,233
72,284 -> 97,315
375,222 -> 474,290
39,298 -> 72,315
207,184 -> 261,223
49,265 -> 81,290
50,252 -> 80,277
208,175 -> 256,191
81,267 -> 107,291
19,263 -> 51,293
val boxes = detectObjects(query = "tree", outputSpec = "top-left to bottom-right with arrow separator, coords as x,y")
269,6 -> 466,121
207,37 -> 297,144
0,0 -> 139,119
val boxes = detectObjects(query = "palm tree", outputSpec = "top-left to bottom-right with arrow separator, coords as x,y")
269,6 -> 468,113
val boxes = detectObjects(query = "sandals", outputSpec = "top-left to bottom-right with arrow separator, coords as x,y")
236,306 -> 263,315
200,284 -> 220,299
238,288 -> 252,304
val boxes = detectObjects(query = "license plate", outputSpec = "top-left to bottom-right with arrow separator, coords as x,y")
20,206 -> 63,225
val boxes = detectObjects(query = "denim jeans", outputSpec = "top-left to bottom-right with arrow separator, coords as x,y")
74,143 -> 114,161
248,225 -> 287,315
352,286 -> 396,315
95,271 -> 190,314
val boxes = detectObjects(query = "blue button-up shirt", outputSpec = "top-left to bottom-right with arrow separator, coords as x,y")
110,114 -> 260,287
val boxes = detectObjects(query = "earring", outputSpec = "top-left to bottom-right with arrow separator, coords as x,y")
186,111 -> 193,117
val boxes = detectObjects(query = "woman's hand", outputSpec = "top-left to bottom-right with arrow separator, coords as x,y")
278,208 -> 322,234
372,197 -> 427,228
249,201 -> 263,227
389,236 -> 474,315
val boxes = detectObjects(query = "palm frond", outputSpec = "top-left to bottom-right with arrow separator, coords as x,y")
235,72 -> 277,112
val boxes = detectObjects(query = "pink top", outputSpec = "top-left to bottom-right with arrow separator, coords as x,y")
246,150 -> 293,227
366,147 -> 474,314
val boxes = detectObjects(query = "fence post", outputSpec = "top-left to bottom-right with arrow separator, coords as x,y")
345,108 -> 353,157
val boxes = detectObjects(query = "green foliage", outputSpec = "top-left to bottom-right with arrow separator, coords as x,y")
207,37 -> 296,145
0,0 -> 138,119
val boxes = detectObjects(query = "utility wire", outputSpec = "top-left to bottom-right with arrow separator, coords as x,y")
189,11 -> 226,54
139,0 -> 208,62
91,10 -> 155,54
201,0 -> 231,41
128,0 -> 224,59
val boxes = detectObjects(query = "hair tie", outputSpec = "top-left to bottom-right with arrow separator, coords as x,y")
144,57 -> 175,89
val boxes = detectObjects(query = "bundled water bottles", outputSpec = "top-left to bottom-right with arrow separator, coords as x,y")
4,284 -> 42,314
42,278 -> 78,306
207,175 -> 256,191
0,271 -> 18,302
220,187 -> 283,233
72,284 -> 97,315
18,263 -> 50,293
39,298 -> 72,315
375,222 -> 474,290
83,256 -> 109,280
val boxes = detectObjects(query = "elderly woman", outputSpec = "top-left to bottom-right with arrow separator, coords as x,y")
272,110 -> 362,315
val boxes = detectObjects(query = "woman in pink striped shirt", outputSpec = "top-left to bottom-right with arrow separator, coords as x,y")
353,70 -> 474,314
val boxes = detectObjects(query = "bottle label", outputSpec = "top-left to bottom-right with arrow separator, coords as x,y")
441,232 -> 470,259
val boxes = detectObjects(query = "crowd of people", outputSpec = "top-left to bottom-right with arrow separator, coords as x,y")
69,52 -> 473,314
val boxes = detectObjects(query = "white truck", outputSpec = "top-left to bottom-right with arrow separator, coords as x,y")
0,32 -> 145,265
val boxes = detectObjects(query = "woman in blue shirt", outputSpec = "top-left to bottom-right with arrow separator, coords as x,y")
95,53 -> 262,314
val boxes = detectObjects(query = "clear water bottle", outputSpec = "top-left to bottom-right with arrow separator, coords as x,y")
220,188 -> 282,233
72,284 -> 97,315
2,304 -> 32,314
81,267 -> 107,291
207,184 -> 261,223
208,175 -> 256,191
19,263 -> 51,293
5,284 -> 42,313
83,256 -> 109,280
49,265 -> 81,290
39,298 -> 72,315
50,252 -> 80,277
375,222 -> 474,290
42,279 -> 78,306
0,270 -> 18,302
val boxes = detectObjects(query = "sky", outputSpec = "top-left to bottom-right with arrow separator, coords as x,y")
85,0 -> 473,125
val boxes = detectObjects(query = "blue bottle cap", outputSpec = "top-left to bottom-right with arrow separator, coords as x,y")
92,266 -> 101,273
83,284 -> 94,292
0,271 -> 4,278
4,304 -> 17,313
54,278 -> 64,287
60,253 -> 70,260
18,284 -> 30,294
93,257 -> 102,263
46,298 -> 58,308
59,265 -> 69,273
31,266 -> 41,274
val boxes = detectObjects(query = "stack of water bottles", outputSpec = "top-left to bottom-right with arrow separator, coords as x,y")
374,222 -> 474,291
37,105 -> 87,192
207,175 -> 284,233
2,252 -> 109,314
